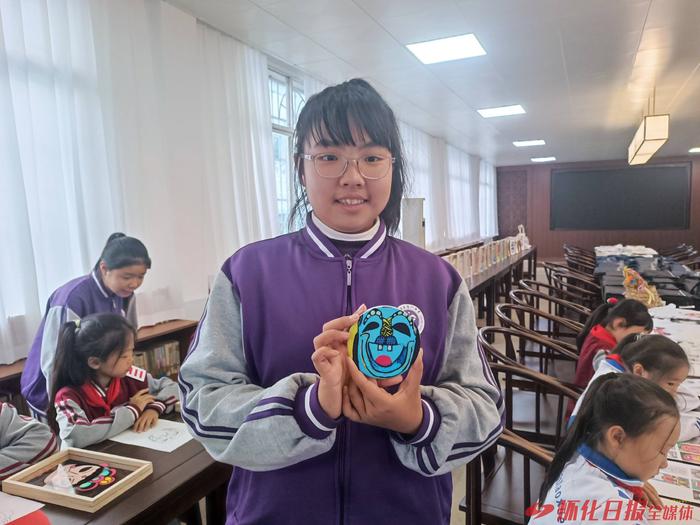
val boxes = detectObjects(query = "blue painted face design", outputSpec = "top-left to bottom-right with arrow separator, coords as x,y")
349,306 -> 420,379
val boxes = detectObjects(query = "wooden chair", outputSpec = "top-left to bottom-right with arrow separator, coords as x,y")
518,279 -> 589,307
659,244 -> 694,258
495,303 -> 582,354
657,244 -> 683,256
509,288 -> 591,324
460,429 -> 553,525
550,274 -> 602,310
676,250 -> 699,265
685,259 -> 700,271
564,254 -> 596,275
477,326 -> 579,385
489,362 -> 580,448
549,266 -> 601,292
563,244 -> 595,259
542,262 -> 596,287
563,246 -> 596,260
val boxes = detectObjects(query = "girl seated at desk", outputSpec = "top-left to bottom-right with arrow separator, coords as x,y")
49,313 -> 178,448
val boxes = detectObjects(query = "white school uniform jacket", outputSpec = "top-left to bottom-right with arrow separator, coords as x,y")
570,357 -> 700,442
529,445 -> 648,525
0,402 -> 58,480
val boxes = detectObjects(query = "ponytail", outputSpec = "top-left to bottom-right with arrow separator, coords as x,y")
539,373 -> 678,503
48,321 -> 91,433
95,232 -> 151,271
576,298 -> 652,350
577,301 -> 613,350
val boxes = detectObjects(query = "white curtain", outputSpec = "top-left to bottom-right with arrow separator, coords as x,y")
479,159 -> 499,238
446,145 -> 480,247
399,121 -> 440,248
90,0 -> 216,327
0,0 -> 278,364
0,0 -> 123,364
399,120 -> 491,252
428,136 -> 451,251
198,22 -> 277,266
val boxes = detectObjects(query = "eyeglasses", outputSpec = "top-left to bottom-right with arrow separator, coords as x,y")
301,153 -> 395,180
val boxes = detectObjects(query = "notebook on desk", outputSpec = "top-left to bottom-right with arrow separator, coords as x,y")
650,460 -> 700,505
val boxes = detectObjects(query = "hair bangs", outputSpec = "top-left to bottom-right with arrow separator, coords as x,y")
304,95 -> 394,152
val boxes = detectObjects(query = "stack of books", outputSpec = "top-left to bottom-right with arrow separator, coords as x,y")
133,340 -> 180,378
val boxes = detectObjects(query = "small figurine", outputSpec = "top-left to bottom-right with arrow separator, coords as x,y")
622,266 -> 664,307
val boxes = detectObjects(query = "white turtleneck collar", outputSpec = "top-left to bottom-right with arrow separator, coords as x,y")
311,212 -> 379,242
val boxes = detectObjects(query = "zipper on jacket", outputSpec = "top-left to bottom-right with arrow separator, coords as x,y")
339,255 -> 353,525
344,255 -> 353,314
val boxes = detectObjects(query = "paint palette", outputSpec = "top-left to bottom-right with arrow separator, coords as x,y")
347,305 -> 420,379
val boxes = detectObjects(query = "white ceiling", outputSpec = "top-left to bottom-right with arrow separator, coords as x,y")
166,0 -> 700,166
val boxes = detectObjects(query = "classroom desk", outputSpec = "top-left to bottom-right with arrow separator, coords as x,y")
594,255 -> 700,308
38,430 -> 231,524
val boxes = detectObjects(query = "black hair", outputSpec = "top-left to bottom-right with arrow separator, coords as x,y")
576,298 -> 652,351
289,78 -> 407,234
539,373 -> 679,503
47,313 -> 136,432
94,233 -> 151,271
613,333 -> 689,380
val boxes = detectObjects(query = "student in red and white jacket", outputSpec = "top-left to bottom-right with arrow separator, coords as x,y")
574,298 -> 652,391
0,402 -> 58,480
49,313 -> 178,449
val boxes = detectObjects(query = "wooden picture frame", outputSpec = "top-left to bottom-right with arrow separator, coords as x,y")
2,448 -> 152,513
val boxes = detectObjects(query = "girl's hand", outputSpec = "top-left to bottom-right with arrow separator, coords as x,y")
129,388 -> 155,411
133,408 -> 159,432
312,305 -> 366,419
342,350 -> 424,434
311,347 -> 345,419
313,305 -> 366,353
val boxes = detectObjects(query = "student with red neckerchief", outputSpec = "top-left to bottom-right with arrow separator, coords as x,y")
49,313 -> 178,448
574,298 -> 652,390
532,374 -> 680,524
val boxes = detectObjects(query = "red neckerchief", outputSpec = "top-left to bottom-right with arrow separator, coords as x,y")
590,324 -> 617,349
606,476 -> 647,504
605,353 -> 627,369
79,378 -> 122,417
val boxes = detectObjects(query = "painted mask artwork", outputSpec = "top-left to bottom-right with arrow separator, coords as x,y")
348,305 -> 420,379
42,461 -> 117,495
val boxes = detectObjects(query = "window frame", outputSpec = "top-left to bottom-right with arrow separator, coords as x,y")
269,67 -> 305,233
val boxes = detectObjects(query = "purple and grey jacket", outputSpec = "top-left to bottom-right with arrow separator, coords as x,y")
179,215 -> 503,525
20,271 -> 137,419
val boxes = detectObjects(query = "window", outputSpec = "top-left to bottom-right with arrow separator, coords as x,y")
269,70 -> 304,233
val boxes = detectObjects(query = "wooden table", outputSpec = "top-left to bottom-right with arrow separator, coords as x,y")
37,428 -> 231,524
465,246 -> 537,331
